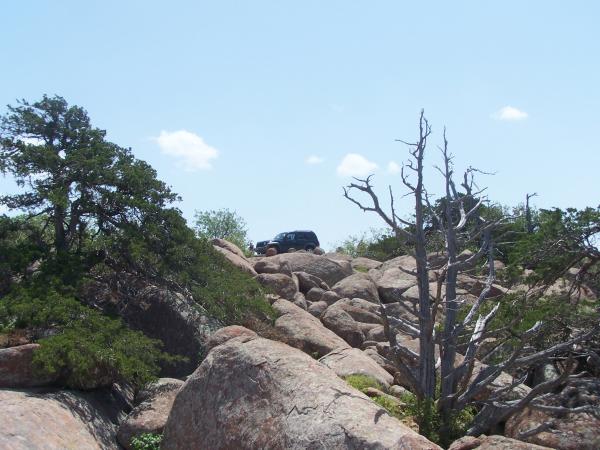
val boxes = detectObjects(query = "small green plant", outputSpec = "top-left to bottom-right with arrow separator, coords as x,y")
343,374 -> 384,393
130,433 -> 162,450
343,375 -> 475,446
372,394 -> 403,419
401,394 -> 476,447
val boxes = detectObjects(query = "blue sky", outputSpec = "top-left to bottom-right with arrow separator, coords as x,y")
1,1 -> 599,249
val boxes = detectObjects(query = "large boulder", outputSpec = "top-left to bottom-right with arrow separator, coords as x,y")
272,299 -> 348,357
205,325 -> 258,353
0,387 -> 127,449
307,300 -> 328,318
321,304 -> 365,348
366,324 -> 387,342
331,273 -> 380,304
505,379 -> 600,450
211,238 -> 247,260
254,258 -> 293,277
376,267 -> 417,303
213,245 -> 257,276
0,344 -> 58,388
117,378 -> 184,449
351,257 -> 382,272
324,252 -> 353,263
364,347 -> 398,375
455,274 -> 508,299
379,255 -> 417,273
254,273 -> 298,300
161,334 -> 441,449
292,292 -> 308,310
306,286 -> 326,302
449,435 -> 553,450
319,347 -> 394,388
294,271 -> 330,293
333,297 -> 382,325
122,286 -> 221,377
267,253 -> 352,287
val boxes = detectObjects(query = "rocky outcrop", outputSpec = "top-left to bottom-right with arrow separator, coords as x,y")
254,258 -> 293,277
331,273 -> 380,304
294,271 -> 329,293
161,333 -> 441,449
267,253 -> 352,287
205,325 -> 258,353
322,290 -> 342,305
272,298 -> 348,357
306,286 -> 326,302
0,386 -> 129,449
448,434 -> 553,450
505,379 -> 600,450
307,300 -> 328,318
332,297 -> 382,324
379,254 -> 417,273
0,344 -> 58,388
319,347 -> 394,388
254,273 -> 298,300
351,257 -> 382,271
364,324 -> 385,342
117,378 -> 183,449
213,245 -> 257,277
321,304 -> 365,348
376,267 -> 417,303
122,286 -> 221,377
292,292 -> 308,310
211,238 -> 247,260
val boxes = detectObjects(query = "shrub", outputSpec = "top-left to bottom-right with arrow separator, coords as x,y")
343,374 -> 384,392
334,228 -> 409,261
343,374 -> 474,446
0,283 -> 175,389
130,433 -> 162,450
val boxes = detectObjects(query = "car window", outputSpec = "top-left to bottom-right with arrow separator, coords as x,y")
286,233 -> 295,241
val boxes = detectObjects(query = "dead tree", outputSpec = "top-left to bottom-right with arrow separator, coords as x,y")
525,193 -> 537,234
343,110 -> 599,444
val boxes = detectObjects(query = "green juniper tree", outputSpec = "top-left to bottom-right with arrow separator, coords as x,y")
0,95 -> 179,278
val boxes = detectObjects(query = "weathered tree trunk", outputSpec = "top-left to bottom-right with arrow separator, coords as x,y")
53,204 -> 67,254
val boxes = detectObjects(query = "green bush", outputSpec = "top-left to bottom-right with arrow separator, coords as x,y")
0,283 -> 175,389
111,211 -> 274,326
343,374 -> 384,392
334,228 -> 409,261
343,374 -> 475,447
399,394 -> 475,446
130,433 -> 162,450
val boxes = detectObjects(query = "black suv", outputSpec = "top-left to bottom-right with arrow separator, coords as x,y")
255,230 -> 319,254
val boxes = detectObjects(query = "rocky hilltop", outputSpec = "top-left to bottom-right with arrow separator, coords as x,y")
1,239 -> 598,449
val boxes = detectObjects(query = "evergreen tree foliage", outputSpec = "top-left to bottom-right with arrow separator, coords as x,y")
0,96 -> 272,388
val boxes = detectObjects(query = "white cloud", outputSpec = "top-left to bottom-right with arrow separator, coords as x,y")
387,161 -> 401,174
492,106 -> 529,121
336,153 -> 378,177
306,155 -> 324,165
156,130 -> 219,171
